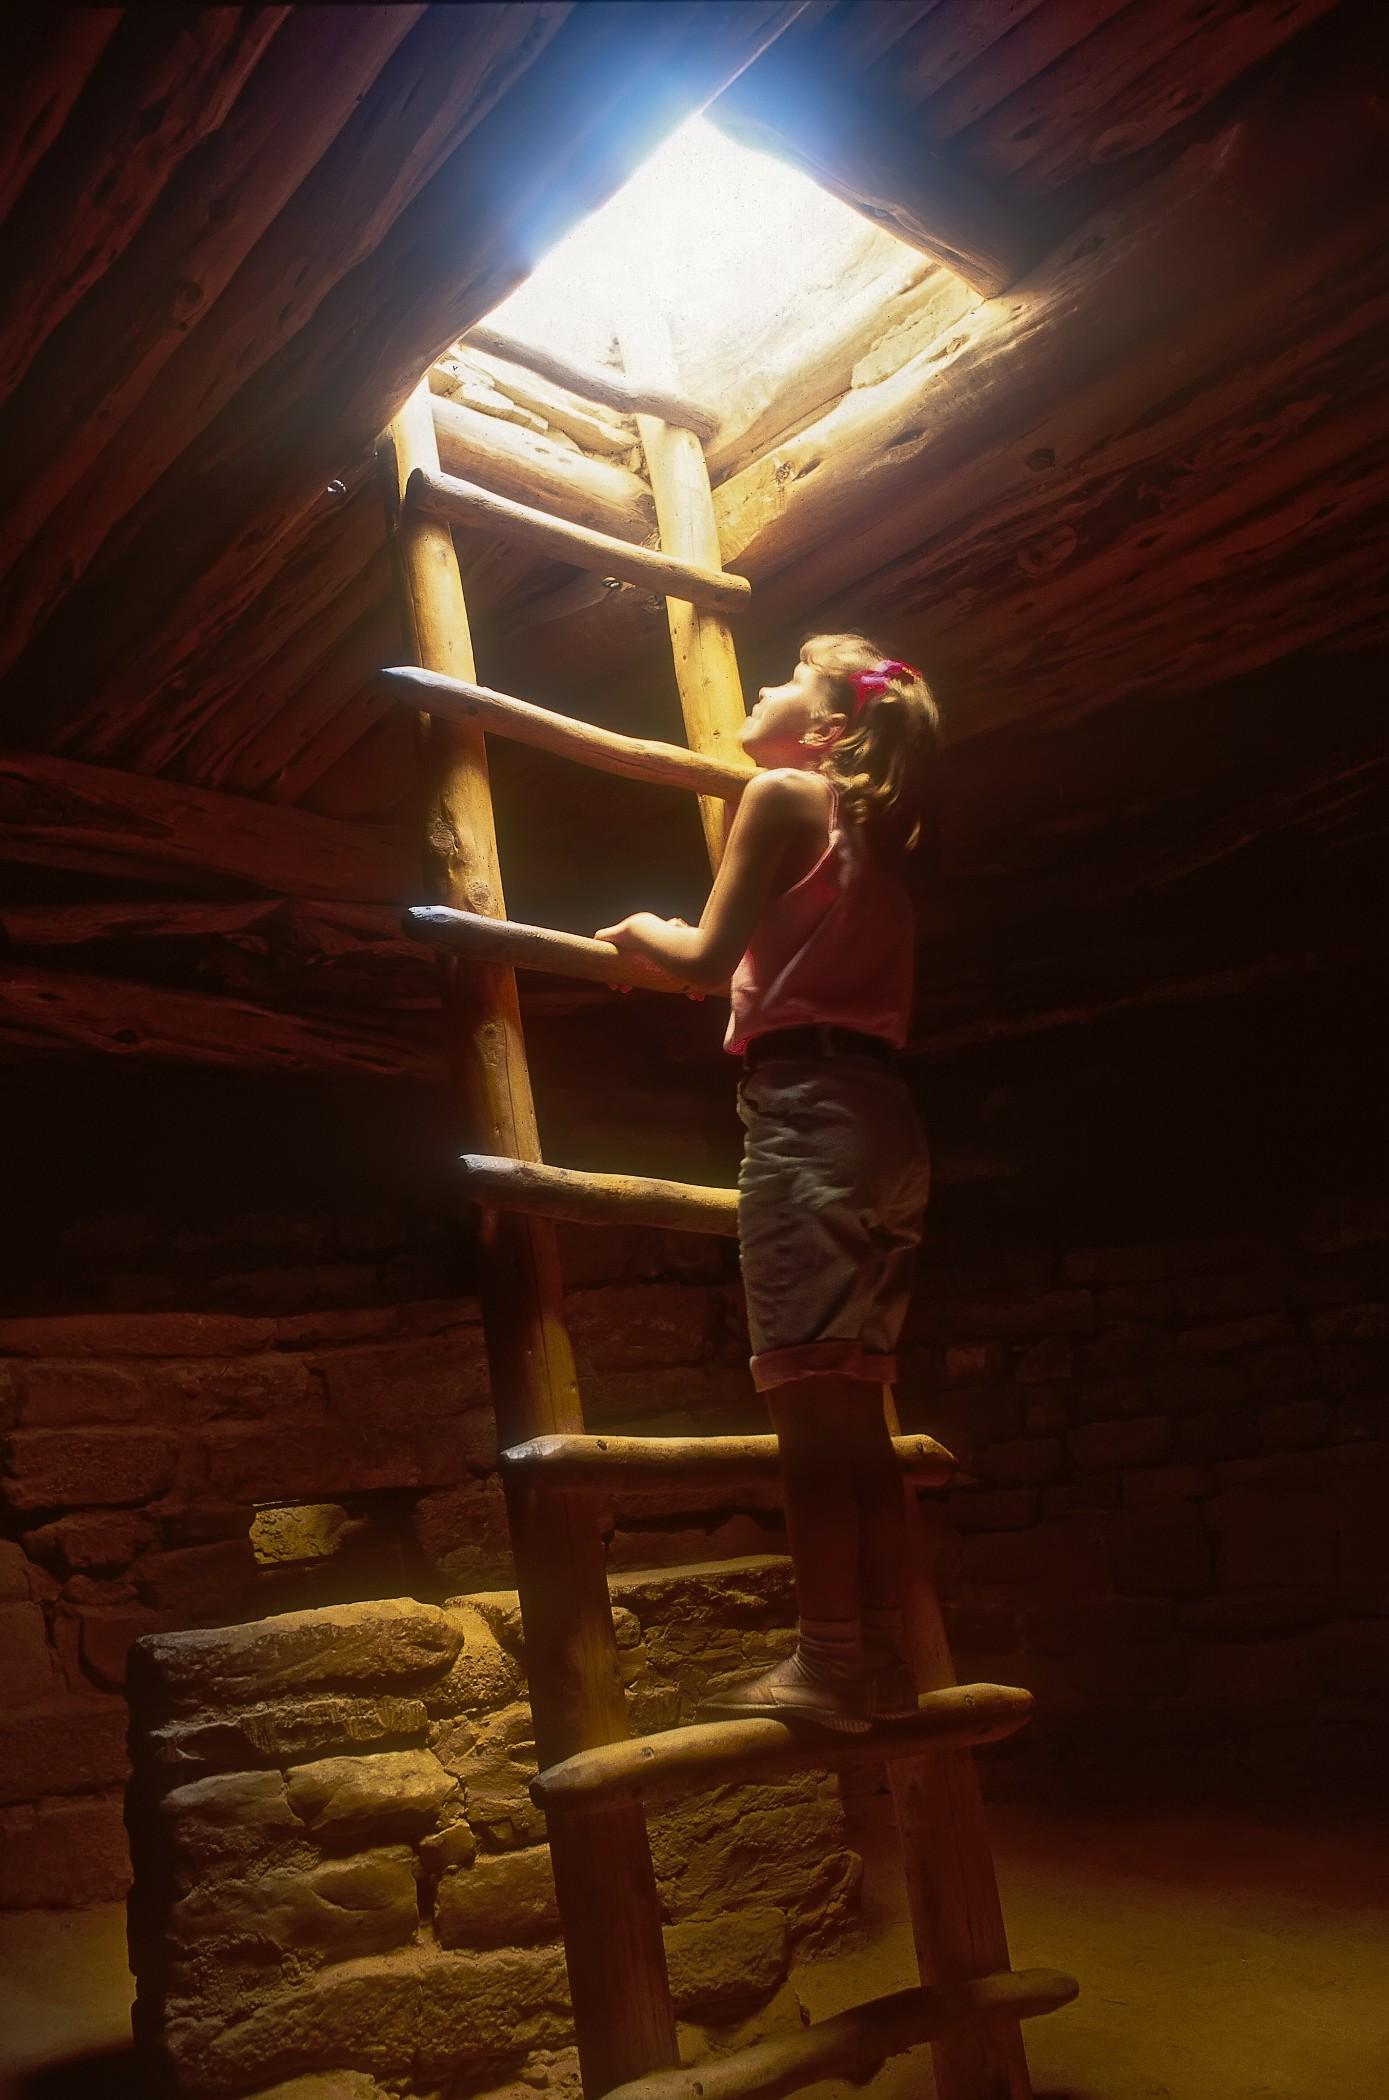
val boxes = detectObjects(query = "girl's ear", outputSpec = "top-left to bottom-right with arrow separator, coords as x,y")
803,712 -> 846,751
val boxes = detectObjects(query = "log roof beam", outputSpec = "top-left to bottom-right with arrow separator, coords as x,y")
461,323 -> 719,442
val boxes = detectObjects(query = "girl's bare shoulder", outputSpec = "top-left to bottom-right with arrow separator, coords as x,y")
740,767 -> 832,824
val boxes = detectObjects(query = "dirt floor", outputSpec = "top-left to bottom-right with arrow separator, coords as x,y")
1,1801 -> 1385,2099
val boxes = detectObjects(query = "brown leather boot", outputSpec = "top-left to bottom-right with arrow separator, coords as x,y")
697,1655 -> 872,1734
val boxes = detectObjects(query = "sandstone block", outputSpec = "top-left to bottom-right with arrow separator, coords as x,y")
0,1365 -> 16,1434
1096,1283 -> 1173,1325
557,1222 -> 723,1288
1171,1273 -> 1283,1322
423,1604 -> 524,1719
650,1777 -> 857,1943
944,1601 -> 1021,1654
135,1538 -> 259,1617
1,1428 -> 179,1513
1336,1466 -> 1389,1613
1147,1362 -> 1249,1415
150,1696 -> 430,1777
1259,1400 -> 1331,1450
566,1284 -> 713,1372
172,1846 -> 419,1964
432,1702 -> 544,1850
435,1844 -> 559,1948
286,1749 -> 457,1842
147,1354 -> 318,1427
1122,1464 -> 1216,1507
1068,1415 -> 1170,1472
1070,1376 -> 1150,1424
81,1603 -> 169,1689
136,1599 -> 463,1710
18,1359 -> 146,1427
1179,1313 -> 1293,1356
22,1508 -> 154,1574
0,1541 -> 30,1600
1109,1506 -> 1212,1596
0,1312 -> 276,1357
1308,1301 -> 1389,1342
946,1486 -> 1043,1536
902,1383 -> 1022,1458
161,1769 -> 302,1869
958,1518 -> 1108,1598
1081,1325 -> 1174,1379
241,2077 -> 387,2100
665,1906 -> 788,2021
1024,1594 -> 1174,1656
1182,1587 -> 1332,1639
314,1329 -> 490,1422
0,1790 -> 130,1906
0,1696 -> 128,1806
1172,1407 -> 1261,1464
1062,1246 -> 1165,1285
941,1342 -> 1008,1386
1014,1337 -> 1073,1384
914,1288 -> 1095,1342
412,1476 -> 515,1593
1043,1478 -> 1120,1515
1211,1487 -> 1335,1591
976,1438 -> 1063,1486
0,1601 -> 55,1703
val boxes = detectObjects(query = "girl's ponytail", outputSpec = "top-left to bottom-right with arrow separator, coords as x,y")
800,632 -> 942,865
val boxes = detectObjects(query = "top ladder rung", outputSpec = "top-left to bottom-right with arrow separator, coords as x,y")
462,322 -> 719,441
406,466 -> 750,613
501,1430 -> 958,1494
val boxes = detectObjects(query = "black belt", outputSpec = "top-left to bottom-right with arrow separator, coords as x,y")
742,1024 -> 895,1071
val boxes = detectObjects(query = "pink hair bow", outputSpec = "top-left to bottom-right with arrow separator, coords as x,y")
850,658 -> 920,720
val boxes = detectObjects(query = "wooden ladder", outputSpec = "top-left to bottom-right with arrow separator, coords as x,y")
379,316 -> 1075,2100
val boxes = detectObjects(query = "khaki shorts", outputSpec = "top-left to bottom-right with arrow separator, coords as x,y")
736,1057 -> 930,1392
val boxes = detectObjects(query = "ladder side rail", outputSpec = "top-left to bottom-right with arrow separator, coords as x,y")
617,306 -> 751,871
383,379 -> 678,2098
884,1386 -> 1037,2099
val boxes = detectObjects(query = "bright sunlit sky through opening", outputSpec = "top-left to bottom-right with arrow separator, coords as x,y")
483,113 -> 899,367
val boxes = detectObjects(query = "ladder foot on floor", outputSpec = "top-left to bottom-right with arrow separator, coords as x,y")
599,1969 -> 1080,2100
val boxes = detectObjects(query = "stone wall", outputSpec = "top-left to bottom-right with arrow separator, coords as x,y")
4,1178 -> 1387,1911
126,1572 -> 855,2100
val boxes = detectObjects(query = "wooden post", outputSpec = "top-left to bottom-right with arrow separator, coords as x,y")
883,1388 -> 1036,2100
616,306 -> 749,871
384,380 -> 678,2098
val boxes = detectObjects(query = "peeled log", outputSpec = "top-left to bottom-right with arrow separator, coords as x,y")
0,10 -> 290,406
432,393 -> 654,540
0,751 -> 413,902
6,3 -> 800,754
0,10 -> 122,223
0,9 -> 421,591
0,966 -> 435,1081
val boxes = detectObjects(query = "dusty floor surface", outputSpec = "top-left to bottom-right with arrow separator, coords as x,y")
1,1802 -> 1385,2099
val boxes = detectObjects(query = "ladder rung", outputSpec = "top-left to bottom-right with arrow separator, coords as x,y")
461,322 -> 719,441
406,466 -> 750,613
500,1431 -> 958,1494
378,665 -> 751,800
461,1155 -> 738,1237
406,906 -> 701,996
532,1686 -> 1034,1814
601,1970 -> 1080,2100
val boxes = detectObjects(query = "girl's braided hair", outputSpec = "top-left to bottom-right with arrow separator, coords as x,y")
799,631 -> 942,865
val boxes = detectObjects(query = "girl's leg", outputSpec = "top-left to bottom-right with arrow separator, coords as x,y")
766,1375 -> 868,1624
853,1395 -> 906,1617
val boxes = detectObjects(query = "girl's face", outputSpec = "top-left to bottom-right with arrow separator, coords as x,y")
740,659 -> 843,769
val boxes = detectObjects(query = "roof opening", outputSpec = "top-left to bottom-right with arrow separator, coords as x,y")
482,112 -> 927,382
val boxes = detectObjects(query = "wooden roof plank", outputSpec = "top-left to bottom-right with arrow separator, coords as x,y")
0,8 -> 122,224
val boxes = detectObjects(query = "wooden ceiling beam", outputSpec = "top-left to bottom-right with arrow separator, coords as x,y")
0,10 -> 122,224
461,324 -> 718,442
3,1 -> 803,750
0,750 -> 412,902
708,37 -> 1035,295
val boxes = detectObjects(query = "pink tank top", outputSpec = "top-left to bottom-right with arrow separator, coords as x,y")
725,785 -> 915,1055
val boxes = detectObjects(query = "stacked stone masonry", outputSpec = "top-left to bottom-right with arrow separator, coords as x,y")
3,1197 -> 1388,1910
126,1572 -> 853,2100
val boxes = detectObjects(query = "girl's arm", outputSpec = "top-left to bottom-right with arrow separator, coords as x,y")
595,770 -> 824,991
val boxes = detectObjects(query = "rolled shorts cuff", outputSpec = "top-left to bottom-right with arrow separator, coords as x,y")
750,1339 -> 899,1392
